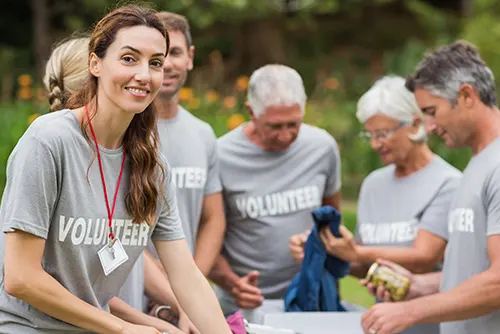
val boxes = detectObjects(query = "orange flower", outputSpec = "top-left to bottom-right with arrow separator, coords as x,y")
223,96 -> 237,109
204,90 -> 219,104
235,75 -> 249,92
187,97 -> 201,110
17,87 -> 33,100
227,114 -> 245,130
28,113 -> 40,124
325,78 -> 339,90
178,87 -> 193,102
18,74 -> 33,87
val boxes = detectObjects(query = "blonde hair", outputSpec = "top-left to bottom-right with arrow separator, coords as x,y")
43,36 -> 90,112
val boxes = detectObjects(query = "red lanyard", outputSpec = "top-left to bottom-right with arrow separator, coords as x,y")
85,105 -> 126,245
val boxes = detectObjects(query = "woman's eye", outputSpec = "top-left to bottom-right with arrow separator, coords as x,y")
151,60 -> 163,67
122,56 -> 135,63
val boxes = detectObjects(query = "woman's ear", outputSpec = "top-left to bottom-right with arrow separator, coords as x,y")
89,53 -> 101,77
408,115 -> 427,143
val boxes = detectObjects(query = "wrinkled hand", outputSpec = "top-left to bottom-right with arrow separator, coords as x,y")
319,224 -> 358,262
361,301 -> 417,334
231,270 -> 264,309
178,312 -> 200,334
289,230 -> 310,264
121,323 -> 162,334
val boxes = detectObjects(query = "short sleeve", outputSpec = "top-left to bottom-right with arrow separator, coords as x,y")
324,134 -> 342,197
354,179 -> 368,245
419,176 -> 461,240
1,135 -> 59,239
151,161 -> 185,241
486,166 -> 500,236
204,129 -> 222,196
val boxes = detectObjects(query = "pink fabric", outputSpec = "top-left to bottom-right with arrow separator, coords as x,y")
226,311 -> 246,334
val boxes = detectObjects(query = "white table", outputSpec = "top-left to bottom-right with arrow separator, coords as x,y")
263,312 -> 365,334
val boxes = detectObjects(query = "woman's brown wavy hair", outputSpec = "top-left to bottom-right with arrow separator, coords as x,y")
67,4 -> 170,226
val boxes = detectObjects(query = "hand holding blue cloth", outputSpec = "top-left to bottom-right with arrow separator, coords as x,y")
284,205 -> 350,312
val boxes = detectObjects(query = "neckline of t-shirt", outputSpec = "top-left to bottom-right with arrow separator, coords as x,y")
390,154 -> 440,182
65,109 -> 125,156
471,136 -> 500,160
157,105 -> 186,126
235,122 -> 299,155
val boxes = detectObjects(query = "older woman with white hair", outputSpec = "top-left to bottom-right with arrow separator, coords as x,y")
289,75 -> 462,333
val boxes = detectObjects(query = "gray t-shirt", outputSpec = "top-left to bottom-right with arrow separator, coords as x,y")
440,138 -> 500,334
217,123 -> 341,302
130,106 -> 221,311
355,155 -> 461,334
155,106 -> 222,252
117,253 -> 145,312
0,109 -> 184,333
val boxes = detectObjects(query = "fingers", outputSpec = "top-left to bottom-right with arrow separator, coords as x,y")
246,270 -> 260,286
235,291 -> 264,309
361,308 -> 378,334
339,225 -> 354,240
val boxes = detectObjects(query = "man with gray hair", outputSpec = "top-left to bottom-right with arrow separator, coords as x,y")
209,64 -> 342,318
361,40 -> 500,334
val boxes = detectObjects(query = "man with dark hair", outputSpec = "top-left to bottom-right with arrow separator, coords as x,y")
119,11 -> 226,333
361,40 -> 500,334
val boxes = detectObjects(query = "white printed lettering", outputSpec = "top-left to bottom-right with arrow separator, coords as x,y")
59,216 -> 74,242
448,208 -> 475,234
57,215 -> 150,246
71,218 -> 86,245
234,186 -> 322,219
171,167 -> 207,189
359,219 -> 419,244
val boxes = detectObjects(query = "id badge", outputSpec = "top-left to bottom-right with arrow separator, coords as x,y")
98,239 -> 129,276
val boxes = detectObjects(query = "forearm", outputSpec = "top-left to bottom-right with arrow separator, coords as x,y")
109,297 -> 179,332
194,217 -> 225,276
208,254 -> 240,292
7,270 -> 124,334
349,261 -> 371,279
408,270 -> 497,324
168,258 -> 231,333
143,250 -> 181,314
357,246 -> 437,273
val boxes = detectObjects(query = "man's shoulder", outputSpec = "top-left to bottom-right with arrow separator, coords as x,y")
217,125 -> 245,146
298,123 -> 338,146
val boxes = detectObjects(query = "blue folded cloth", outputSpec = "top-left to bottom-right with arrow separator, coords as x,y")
284,206 -> 350,312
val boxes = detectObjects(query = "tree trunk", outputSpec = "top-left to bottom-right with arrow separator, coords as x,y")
31,0 -> 50,83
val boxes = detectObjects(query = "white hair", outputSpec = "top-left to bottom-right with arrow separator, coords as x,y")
247,64 -> 307,117
356,75 -> 427,143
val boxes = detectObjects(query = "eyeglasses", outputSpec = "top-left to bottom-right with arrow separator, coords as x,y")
358,123 -> 407,141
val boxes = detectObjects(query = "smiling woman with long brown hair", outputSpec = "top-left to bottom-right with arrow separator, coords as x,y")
0,4 -> 231,334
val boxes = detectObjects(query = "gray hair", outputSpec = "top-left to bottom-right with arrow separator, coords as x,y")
406,40 -> 496,107
357,75 -> 427,143
247,64 -> 307,117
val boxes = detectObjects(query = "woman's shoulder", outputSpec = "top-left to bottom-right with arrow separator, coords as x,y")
25,109 -> 81,148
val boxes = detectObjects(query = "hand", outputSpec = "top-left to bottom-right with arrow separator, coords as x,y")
231,270 -> 264,309
319,224 -> 358,262
178,312 -> 200,334
361,301 -> 417,334
360,259 -> 423,302
289,230 -> 310,264
120,323 -> 162,334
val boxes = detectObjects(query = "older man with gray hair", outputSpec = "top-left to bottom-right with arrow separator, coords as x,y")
209,64 -> 343,318
361,41 -> 500,334
288,75 -> 460,334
